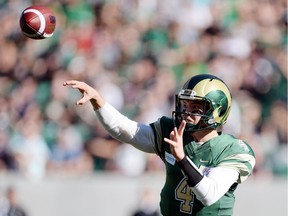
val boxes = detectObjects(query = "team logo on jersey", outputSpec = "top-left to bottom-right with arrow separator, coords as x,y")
199,165 -> 212,176
165,151 -> 176,165
200,159 -> 209,163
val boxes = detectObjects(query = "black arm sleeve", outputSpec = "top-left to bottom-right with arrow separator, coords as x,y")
177,156 -> 204,187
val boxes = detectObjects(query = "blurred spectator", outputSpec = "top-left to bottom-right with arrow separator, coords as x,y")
0,190 -> 9,216
131,187 -> 160,216
114,144 -> 147,176
84,136 -> 119,171
6,187 -> 28,216
263,101 -> 288,176
9,102 -> 50,181
0,130 -> 17,171
47,126 -> 93,176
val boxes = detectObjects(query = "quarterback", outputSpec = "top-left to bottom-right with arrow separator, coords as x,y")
63,74 -> 256,216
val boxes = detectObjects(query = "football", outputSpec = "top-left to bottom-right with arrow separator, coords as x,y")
19,5 -> 56,40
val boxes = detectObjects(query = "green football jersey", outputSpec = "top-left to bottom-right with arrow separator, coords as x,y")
150,116 -> 255,216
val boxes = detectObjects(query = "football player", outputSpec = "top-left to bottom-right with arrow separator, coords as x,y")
63,74 -> 256,216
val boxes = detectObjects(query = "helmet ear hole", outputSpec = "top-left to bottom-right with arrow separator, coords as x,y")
218,107 -> 225,116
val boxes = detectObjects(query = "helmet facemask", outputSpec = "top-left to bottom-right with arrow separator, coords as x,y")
173,90 -> 217,133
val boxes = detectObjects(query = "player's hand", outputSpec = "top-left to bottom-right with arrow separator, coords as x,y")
164,120 -> 186,161
63,80 -> 105,109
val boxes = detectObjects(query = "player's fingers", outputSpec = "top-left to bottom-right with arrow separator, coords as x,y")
63,80 -> 78,86
173,126 -> 183,140
164,137 -> 176,147
63,80 -> 88,95
63,80 -> 87,90
178,120 -> 186,135
171,129 -> 180,142
172,127 -> 180,140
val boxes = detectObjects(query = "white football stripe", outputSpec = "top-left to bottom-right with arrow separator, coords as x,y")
24,8 -> 46,34
43,32 -> 53,38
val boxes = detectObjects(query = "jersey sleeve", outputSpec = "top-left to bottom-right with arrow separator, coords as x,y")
150,118 -> 164,159
217,139 -> 256,183
95,102 -> 156,153
149,116 -> 175,160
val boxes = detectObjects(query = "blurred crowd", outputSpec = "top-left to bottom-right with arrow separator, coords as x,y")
0,0 -> 287,181
0,186 -> 28,216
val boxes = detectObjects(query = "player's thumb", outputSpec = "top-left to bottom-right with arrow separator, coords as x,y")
76,95 -> 89,105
